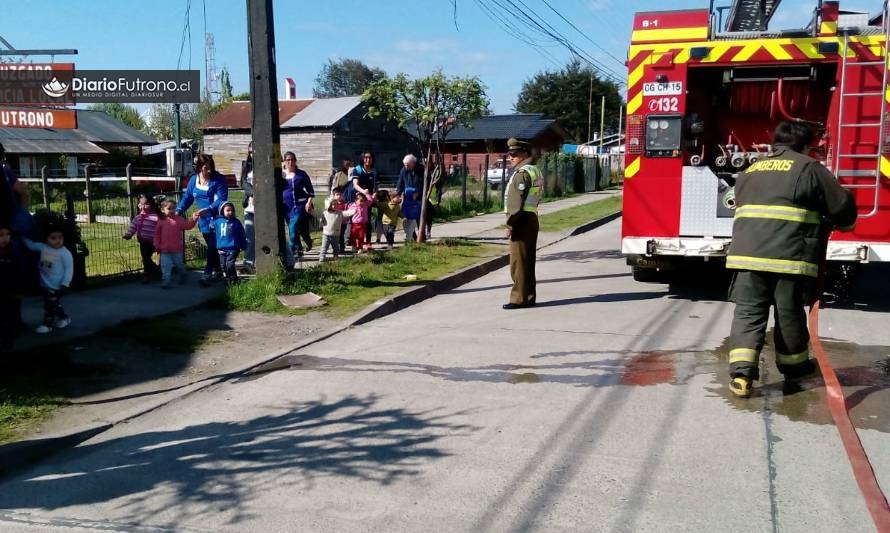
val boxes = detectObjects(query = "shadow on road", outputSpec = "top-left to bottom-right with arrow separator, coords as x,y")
0,394 -> 475,527
447,272 -> 632,295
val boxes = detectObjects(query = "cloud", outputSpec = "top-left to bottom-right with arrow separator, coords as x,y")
587,0 -> 610,10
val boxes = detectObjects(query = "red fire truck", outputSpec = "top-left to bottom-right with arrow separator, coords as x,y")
622,0 -> 890,285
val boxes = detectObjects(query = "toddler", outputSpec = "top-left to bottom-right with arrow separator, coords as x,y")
401,187 -> 421,242
23,225 -> 73,334
319,187 -> 355,261
346,192 -> 371,253
153,199 -> 200,288
122,193 -> 161,283
374,189 -> 401,249
213,201 -> 247,284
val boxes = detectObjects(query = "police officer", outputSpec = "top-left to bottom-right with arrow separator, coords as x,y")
726,121 -> 857,398
502,138 -> 544,309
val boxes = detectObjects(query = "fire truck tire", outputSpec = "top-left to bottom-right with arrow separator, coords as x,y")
632,266 -> 663,282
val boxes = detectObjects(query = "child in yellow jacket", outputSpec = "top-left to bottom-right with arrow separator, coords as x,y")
373,189 -> 401,249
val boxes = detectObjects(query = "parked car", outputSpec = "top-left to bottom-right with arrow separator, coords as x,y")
486,159 -> 512,189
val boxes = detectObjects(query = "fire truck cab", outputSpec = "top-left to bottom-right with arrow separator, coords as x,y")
622,0 -> 890,283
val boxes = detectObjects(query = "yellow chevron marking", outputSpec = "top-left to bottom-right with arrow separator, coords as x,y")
732,43 -> 760,61
819,21 -> 837,35
701,42 -> 735,63
794,41 -> 825,59
881,156 -> 890,179
764,42 -> 793,60
628,62 -> 646,89
632,27 -> 708,43
673,47 -> 691,64
627,91 -> 643,115
625,157 -> 640,179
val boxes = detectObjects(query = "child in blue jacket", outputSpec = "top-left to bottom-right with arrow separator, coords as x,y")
401,187 -> 422,242
213,201 -> 247,285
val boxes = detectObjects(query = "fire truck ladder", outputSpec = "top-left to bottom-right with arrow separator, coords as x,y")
834,7 -> 890,218
725,0 -> 782,32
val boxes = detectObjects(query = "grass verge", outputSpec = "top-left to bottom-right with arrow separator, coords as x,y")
537,195 -> 622,233
224,238 -> 499,317
0,379 -> 67,444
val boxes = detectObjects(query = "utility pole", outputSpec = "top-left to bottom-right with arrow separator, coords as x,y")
246,0 -> 286,273
599,95 -> 606,153
587,72 -> 593,143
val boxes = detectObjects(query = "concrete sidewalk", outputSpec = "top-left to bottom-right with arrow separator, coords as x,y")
14,190 -> 621,352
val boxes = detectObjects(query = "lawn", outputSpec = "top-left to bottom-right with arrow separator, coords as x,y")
0,379 -> 67,444
224,238 -> 499,317
537,195 -> 622,233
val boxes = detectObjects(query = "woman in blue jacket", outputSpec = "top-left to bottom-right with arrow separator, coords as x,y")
177,153 -> 228,285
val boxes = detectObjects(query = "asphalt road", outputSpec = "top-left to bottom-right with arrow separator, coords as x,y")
1,219 -> 888,532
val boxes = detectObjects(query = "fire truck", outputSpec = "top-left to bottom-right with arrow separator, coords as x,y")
621,0 -> 890,285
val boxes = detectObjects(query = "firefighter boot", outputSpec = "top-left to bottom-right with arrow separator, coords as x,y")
730,376 -> 752,398
779,358 -> 817,380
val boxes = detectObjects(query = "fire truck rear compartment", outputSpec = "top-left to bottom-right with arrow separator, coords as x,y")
678,63 -> 837,239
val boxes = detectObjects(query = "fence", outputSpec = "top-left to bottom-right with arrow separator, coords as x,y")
20,165 -> 215,280
441,151 -> 620,214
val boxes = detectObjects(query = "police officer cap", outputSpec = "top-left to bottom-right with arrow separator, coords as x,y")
507,138 -> 531,152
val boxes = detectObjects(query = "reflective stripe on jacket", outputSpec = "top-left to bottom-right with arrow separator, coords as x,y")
726,146 -> 857,278
520,164 -> 543,213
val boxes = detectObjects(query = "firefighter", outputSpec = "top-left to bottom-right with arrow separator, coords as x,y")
726,121 -> 857,398
502,138 -> 543,309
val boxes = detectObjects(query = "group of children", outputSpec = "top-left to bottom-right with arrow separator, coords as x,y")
123,194 -> 246,289
317,186 -> 422,261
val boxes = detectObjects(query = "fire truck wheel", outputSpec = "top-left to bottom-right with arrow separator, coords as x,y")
632,266 -> 664,283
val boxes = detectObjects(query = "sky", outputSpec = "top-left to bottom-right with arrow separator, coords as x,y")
2,0 -> 879,116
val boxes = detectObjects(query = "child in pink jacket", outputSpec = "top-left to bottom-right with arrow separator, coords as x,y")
122,193 -> 161,283
346,192 -> 372,253
153,199 -> 200,288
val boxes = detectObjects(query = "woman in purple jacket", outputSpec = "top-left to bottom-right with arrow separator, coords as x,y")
177,153 -> 228,285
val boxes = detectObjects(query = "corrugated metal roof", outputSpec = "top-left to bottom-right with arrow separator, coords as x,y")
433,113 -> 562,142
0,110 -> 155,154
201,100 -> 315,130
74,110 -> 157,144
280,96 -> 362,128
0,139 -> 107,154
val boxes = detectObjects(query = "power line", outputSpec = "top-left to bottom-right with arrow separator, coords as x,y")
176,0 -> 192,71
539,0 -> 626,66
480,0 -> 625,84
471,0 -> 563,67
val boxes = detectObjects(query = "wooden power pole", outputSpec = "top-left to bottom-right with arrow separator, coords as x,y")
246,0 -> 286,273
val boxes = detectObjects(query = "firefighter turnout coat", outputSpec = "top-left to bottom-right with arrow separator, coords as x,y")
726,144 -> 857,381
726,145 -> 857,276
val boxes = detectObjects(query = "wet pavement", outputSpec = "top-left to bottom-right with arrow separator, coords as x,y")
1,219 -> 889,532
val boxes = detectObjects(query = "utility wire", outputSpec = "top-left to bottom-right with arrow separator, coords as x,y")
539,0 -> 626,66
481,0 -> 624,83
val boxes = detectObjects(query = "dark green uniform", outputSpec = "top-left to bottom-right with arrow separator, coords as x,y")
505,157 -> 542,306
727,145 -> 857,380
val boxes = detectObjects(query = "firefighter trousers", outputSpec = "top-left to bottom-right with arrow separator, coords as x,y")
728,270 -> 814,380
509,211 -> 538,306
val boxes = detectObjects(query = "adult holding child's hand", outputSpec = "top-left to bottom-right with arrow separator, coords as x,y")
176,153 -> 228,286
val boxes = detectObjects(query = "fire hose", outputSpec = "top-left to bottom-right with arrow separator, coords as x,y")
810,261 -> 890,531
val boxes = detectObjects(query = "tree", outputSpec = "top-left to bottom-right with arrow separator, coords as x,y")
363,70 -> 488,241
87,103 -> 145,131
144,92 -> 226,143
515,59 -> 623,144
313,58 -> 386,98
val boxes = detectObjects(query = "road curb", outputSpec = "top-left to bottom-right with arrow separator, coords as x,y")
0,210 -> 622,479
